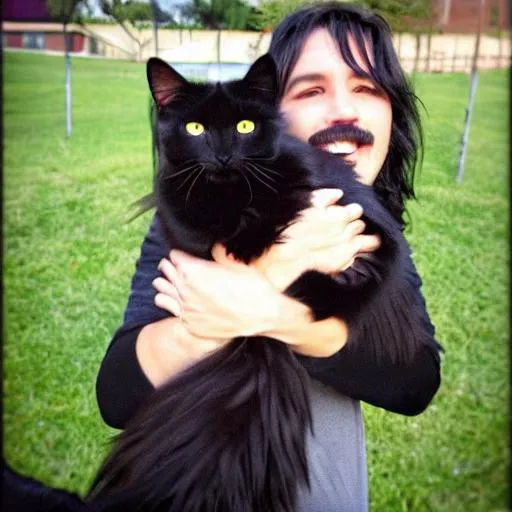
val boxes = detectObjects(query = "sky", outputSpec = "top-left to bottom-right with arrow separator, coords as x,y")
85,0 -> 207,18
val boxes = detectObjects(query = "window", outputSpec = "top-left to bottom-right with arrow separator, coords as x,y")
22,32 -> 45,49
89,37 -> 100,55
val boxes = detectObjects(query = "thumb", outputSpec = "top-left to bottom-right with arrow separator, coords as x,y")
311,188 -> 343,208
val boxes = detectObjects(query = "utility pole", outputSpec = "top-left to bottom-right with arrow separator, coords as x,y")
456,0 -> 485,183
46,0 -> 84,138
64,24 -> 72,137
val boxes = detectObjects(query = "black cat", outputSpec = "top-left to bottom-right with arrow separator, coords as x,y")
4,55 -> 420,512
87,54 -> 413,512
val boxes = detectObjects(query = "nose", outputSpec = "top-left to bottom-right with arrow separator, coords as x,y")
216,155 -> 232,166
326,89 -> 358,126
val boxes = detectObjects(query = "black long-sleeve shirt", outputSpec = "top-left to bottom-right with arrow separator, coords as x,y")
96,215 -> 442,429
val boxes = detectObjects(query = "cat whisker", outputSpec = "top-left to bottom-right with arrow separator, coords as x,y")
244,165 -> 278,195
240,170 -> 253,206
185,167 -> 205,205
177,158 -> 199,168
248,162 -> 281,177
162,163 -> 201,181
245,162 -> 277,183
244,165 -> 277,191
176,167 -> 201,192
244,160 -> 281,177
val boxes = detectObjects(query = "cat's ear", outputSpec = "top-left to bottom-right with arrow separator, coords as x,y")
242,54 -> 278,103
147,57 -> 188,108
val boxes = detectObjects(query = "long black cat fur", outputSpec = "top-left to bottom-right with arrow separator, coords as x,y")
86,54 -> 420,511
4,55 -> 427,512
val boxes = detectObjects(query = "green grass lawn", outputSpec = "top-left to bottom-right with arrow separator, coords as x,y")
4,51 -> 509,510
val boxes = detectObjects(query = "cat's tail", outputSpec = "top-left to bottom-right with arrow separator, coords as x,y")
88,337 -> 312,512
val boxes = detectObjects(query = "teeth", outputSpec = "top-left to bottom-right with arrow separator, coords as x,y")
325,141 -> 357,155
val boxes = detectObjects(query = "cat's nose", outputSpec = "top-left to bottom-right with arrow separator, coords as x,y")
215,155 -> 232,167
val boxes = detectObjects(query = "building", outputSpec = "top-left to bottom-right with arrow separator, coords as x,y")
434,0 -> 510,32
3,0 -> 87,53
2,0 -> 510,66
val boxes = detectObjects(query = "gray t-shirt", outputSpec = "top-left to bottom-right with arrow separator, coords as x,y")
297,380 -> 368,512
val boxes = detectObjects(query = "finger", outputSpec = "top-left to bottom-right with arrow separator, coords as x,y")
345,219 -> 366,238
321,203 -> 358,225
310,188 -> 343,208
154,293 -> 181,316
169,249 -> 190,264
152,277 -> 180,299
355,234 -> 381,253
158,258 -> 179,285
170,249 -> 204,271
314,203 -> 362,232
344,203 -> 364,223
170,250 -> 212,281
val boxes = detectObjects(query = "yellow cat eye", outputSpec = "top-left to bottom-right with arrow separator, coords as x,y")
236,120 -> 255,134
185,122 -> 205,136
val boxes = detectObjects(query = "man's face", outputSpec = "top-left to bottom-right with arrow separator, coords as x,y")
280,28 -> 392,185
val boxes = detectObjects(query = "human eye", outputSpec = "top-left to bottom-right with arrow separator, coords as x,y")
353,83 -> 380,95
295,87 -> 324,100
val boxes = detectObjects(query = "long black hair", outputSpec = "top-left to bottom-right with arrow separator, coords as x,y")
269,2 -> 423,225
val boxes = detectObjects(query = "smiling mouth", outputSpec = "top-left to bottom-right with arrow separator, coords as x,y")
320,140 -> 358,157
309,124 -> 374,158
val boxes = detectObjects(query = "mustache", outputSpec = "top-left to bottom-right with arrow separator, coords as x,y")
308,124 -> 374,147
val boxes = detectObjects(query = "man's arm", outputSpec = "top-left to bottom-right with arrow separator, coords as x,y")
97,317 -> 224,429
287,255 -> 442,416
96,214 -> 441,428
96,216 -> 169,429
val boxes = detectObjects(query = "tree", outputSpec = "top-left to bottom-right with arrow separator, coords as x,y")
362,0 -> 432,74
180,0 -> 252,29
100,0 -> 156,61
149,0 -> 177,56
179,0 -> 253,63
250,0 -> 305,32
364,0 -> 430,31
46,0 -> 87,137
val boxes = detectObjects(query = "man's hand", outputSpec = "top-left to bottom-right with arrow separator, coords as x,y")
153,248 -> 282,339
252,188 -> 381,291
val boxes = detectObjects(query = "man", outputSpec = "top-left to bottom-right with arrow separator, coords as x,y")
96,3 -> 442,510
